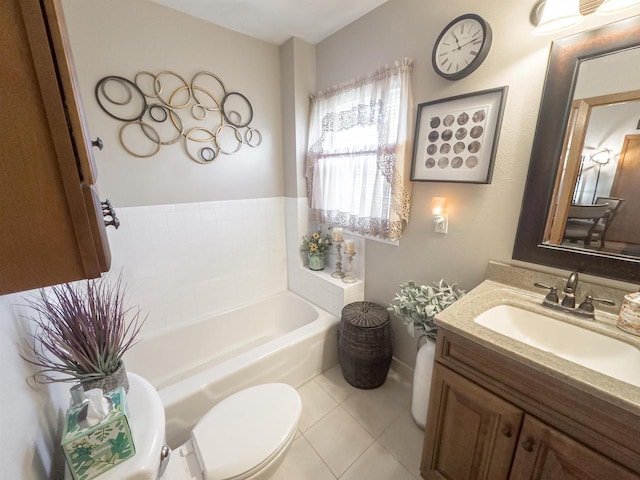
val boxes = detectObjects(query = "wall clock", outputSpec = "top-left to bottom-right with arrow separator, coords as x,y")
432,14 -> 492,81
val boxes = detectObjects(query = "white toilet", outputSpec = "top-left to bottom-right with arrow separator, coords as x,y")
96,373 -> 301,480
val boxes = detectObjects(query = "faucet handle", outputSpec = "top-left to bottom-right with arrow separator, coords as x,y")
534,283 -> 559,304
591,296 -> 616,306
578,295 -> 616,314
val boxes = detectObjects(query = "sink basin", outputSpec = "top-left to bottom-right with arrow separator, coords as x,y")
474,305 -> 640,388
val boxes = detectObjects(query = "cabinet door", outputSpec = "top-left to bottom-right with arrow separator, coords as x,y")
0,0 -> 110,294
510,415 -> 639,480
421,364 -> 524,480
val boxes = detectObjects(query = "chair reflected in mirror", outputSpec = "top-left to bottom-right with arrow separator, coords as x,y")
563,197 -> 625,249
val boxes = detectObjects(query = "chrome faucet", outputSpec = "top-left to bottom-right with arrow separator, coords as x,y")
534,271 -> 615,319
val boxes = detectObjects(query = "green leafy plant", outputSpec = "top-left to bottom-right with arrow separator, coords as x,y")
300,231 -> 332,256
388,279 -> 465,340
21,275 -> 145,384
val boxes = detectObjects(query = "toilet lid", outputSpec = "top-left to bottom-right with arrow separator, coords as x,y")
191,383 -> 301,480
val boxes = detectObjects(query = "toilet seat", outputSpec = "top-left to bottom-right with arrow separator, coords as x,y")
191,383 -> 301,480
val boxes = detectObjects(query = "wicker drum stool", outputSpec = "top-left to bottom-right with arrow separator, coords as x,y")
338,301 -> 393,389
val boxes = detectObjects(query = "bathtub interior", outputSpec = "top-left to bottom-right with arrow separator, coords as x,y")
124,291 -> 340,447
124,292 -> 320,389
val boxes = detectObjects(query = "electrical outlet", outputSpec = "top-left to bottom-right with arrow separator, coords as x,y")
434,214 -> 449,234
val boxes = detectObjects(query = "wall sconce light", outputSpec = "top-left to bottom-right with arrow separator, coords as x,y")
532,0 -> 583,35
596,0 -> 640,14
431,197 -> 448,234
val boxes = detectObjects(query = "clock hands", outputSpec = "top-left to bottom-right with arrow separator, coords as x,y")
451,32 -> 462,50
455,36 -> 482,51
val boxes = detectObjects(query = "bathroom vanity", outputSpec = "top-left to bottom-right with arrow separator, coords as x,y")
420,264 -> 640,479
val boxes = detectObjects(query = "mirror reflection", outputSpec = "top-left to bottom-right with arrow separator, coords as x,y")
544,47 -> 640,257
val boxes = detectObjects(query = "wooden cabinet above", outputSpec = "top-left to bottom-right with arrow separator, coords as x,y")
0,0 -> 110,295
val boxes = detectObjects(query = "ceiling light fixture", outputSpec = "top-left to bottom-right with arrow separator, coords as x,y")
596,0 -> 640,14
532,0 -> 583,35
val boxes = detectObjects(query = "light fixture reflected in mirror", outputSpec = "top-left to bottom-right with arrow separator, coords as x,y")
533,0 -> 583,35
596,0 -> 640,14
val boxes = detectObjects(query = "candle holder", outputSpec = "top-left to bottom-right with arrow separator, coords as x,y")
331,241 -> 345,278
342,252 -> 357,283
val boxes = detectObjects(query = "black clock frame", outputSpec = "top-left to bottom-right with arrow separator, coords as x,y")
432,13 -> 493,81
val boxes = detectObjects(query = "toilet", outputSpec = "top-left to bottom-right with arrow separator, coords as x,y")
96,373 -> 301,480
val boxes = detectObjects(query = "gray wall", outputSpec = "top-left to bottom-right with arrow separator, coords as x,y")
281,37 -> 316,198
314,0 -> 640,366
0,294 -> 68,480
62,0 -> 284,207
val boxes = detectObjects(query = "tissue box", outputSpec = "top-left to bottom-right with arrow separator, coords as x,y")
62,387 -> 136,480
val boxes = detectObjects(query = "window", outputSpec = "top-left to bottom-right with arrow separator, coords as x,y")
305,59 -> 413,242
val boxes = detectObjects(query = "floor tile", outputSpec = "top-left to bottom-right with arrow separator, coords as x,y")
378,369 -> 413,407
340,441 -> 416,480
378,408 -> 425,478
305,406 -> 375,477
314,363 -> 359,403
298,379 -> 339,431
341,385 -> 406,437
271,436 -> 336,480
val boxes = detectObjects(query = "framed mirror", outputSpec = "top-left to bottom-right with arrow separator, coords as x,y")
513,15 -> 640,283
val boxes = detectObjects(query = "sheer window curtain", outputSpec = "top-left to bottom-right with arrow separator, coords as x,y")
305,58 -> 413,242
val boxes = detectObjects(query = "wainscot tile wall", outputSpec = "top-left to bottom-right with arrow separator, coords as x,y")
107,198 -> 288,335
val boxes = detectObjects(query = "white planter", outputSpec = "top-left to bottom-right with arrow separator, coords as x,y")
411,339 -> 436,429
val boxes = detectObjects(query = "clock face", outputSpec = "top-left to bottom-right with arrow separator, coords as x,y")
432,14 -> 492,80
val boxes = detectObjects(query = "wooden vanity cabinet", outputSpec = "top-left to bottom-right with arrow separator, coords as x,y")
510,415 -> 638,480
423,364 -> 523,479
0,0 -> 111,294
421,329 -> 640,480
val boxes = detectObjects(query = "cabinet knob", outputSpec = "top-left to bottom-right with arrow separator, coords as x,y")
500,426 -> 512,438
104,216 -> 120,230
91,137 -> 104,151
521,438 -> 536,452
102,198 -> 119,229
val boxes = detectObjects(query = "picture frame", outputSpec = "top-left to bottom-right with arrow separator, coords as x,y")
410,86 -> 508,183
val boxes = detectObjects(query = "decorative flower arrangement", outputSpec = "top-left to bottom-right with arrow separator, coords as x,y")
21,274 -> 146,388
300,231 -> 332,256
388,279 -> 465,340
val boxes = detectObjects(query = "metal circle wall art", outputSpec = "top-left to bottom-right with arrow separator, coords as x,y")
95,70 -> 262,164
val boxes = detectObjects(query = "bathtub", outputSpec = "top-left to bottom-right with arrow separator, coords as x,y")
124,291 -> 339,447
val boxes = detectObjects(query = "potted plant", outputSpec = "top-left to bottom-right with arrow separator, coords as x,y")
388,279 -> 464,428
300,231 -> 332,271
21,275 -> 145,393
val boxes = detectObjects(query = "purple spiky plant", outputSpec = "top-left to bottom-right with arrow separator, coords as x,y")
21,274 -> 145,384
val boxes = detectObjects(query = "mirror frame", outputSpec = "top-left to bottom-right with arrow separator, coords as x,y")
513,15 -> 640,283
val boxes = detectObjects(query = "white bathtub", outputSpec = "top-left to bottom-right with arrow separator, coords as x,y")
124,291 -> 339,447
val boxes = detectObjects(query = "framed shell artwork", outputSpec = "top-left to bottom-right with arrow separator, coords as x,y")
410,86 -> 508,183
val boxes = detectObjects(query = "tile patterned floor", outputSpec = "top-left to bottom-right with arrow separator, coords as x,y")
271,365 -> 425,480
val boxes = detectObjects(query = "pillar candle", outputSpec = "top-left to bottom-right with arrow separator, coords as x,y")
332,228 -> 343,242
344,239 -> 355,254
